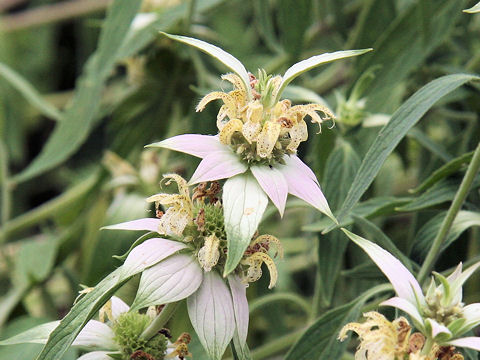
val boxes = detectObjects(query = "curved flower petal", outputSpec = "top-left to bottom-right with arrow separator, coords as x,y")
381,297 -> 424,326
187,271 -> 235,360
102,218 -> 160,233
123,238 -> 188,275
73,320 -> 117,350
250,165 -> 288,217
341,229 -> 425,306
110,296 -> 130,320
448,337 -> 480,351
189,151 -> 248,184
147,134 -> 225,159
77,351 -> 117,360
425,318 -> 451,340
284,155 -> 319,184
276,156 -> 334,221
228,275 -> 249,347
131,254 -> 203,310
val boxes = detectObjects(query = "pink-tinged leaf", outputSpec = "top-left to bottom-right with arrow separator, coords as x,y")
449,261 -> 480,300
381,297 -> 424,326
251,165 -> 288,217
187,271 -> 235,360
131,254 -> 203,310
189,151 -> 247,184
228,275 -> 249,347
448,337 -> 480,351
111,296 -> 130,320
73,320 -> 117,349
123,238 -> 188,276
102,218 -> 160,233
425,318 -> 451,339
341,229 -> 425,306
146,134 -> 225,158
77,352 -> 116,360
276,157 -> 334,221
447,263 -> 463,282
283,155 -> 319,184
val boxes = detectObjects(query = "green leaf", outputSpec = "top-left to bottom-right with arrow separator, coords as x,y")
116,0 -> 225,59
13,238 -> 59,288
222,173 -> 268,276
410,151 -> 475,194
276,49 -> 372,100
304,196 -> 410,232
316,141 -> 361,306
36,244 -> 166,360
161,32 -> 251,94
464,1 -> 480,12
357,0 -> 467,113
328,74 -> 480,233
285,285 -> 390,359
11,0 -> 142,184
278,0 -> 311,56
0,321 -> 59,345
352,215 -> 414,272
407,127 -> 452,162
0,63 -> 62,121
412,211 -> 480,260
397,177 -> 480,212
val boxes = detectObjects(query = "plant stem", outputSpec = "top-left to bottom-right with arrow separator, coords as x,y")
417,142 -> 480,284
0,0 -> 111,32
1,172 -> 98,239
0,140 -> 11,244
140,302 -> 179,340
249,292 -> 312,317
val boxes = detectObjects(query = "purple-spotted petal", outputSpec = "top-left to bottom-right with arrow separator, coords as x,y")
381,297 -> 424,326
110,296 -> 130,320
275,157 -> 334,221
448,337 -> 480,351
250,165 -> 288,217
425,318 -> 451,339
102,218 -> 160,233
228,275 -> 249,347
131,254 -> 203,310
342,229 -> 425,306
147,134 -> 225,158
77,351 -> 116,360
123,238 -> 188,276
189,151 -> 247,184
73,320 -> 117,349
187,271 -> 235,360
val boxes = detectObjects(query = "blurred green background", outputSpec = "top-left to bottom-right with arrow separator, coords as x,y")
0,0 -> 479,359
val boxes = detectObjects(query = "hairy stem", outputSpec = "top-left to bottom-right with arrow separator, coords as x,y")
417,142 -> 480,283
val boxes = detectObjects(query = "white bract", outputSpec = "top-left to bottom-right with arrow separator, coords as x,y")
343,229 -> 480,352
0,296 -> 181,360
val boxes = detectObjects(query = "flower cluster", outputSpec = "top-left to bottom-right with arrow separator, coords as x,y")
342,229 -> 480,359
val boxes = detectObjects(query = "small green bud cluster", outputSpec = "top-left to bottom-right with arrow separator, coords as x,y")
201,203 -> 227,240
422,276 -> 464,326
112,312 -> 168,360
231,133 -> 290,166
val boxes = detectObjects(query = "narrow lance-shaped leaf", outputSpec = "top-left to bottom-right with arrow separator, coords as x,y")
161,32 -> 251,96
0,63 -> 63,121
328,74 -> 480,231
11,0 -> 142,184
222,173 -> 268,276
275,49 -> 372,100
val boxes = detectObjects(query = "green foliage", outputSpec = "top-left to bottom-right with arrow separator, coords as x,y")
0,0 -> 479,359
